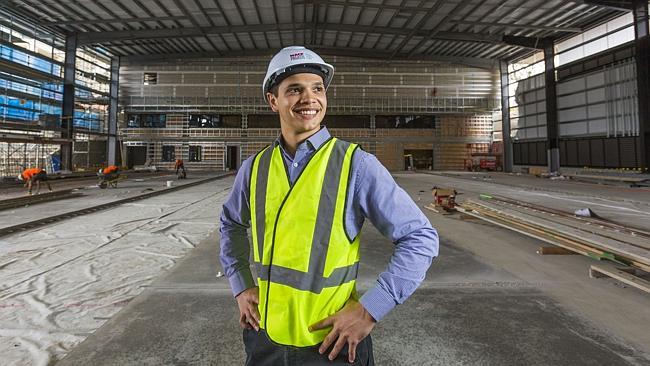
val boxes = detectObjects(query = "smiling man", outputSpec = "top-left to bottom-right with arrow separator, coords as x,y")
220,46 -> 439,365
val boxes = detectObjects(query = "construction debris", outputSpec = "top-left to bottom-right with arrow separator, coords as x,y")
589,264 -> 650,294
630,179 -> 650,188
431,186 -> 457,212
537,246 -> 578,255
574,207 -> 599,218
458,196 -> 650,273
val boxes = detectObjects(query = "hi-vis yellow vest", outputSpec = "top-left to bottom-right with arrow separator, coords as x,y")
250,137 -> 360,347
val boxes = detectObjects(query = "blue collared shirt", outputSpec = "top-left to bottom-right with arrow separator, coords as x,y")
219,126 -> 439,321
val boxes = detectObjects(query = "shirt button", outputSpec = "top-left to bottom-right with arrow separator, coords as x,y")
293,162 -> 298,167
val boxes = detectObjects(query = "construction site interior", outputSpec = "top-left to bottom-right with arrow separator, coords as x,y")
0,0 -> 649,365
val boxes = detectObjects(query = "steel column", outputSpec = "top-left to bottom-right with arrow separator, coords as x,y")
500,61 -> 513,172
544,43 -> 560,173
633,0 -> 649,170
107,57 -> 120,166
61,34 -> 76,172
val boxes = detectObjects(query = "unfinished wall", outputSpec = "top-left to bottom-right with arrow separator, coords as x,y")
433,115 -> 493,170
119,55 -> 499,172
120,56 -> 497,102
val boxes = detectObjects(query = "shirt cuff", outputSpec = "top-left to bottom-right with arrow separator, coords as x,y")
228,269 -> 256,297
359,284 -> 397,322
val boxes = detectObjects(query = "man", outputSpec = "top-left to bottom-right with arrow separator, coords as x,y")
98,165 -> 120,188
174,159 -> 186,179
18,167 -> 52,195
220,46 -> 439,365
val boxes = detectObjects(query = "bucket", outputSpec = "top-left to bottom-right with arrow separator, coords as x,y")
166,180 -> 173,187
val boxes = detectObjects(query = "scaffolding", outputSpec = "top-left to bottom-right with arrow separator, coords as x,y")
0,141 -> 60,178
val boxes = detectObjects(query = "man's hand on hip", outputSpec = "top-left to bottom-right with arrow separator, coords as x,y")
309,298 -> 376,363
235,287 -> 260,331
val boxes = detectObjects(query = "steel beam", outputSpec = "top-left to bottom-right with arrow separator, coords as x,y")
107,57 -> 119,166
544,43 -> 560,173
500,61 -> 513,173
295,0 -> 425,12
389,0 -> 445,57
404,1 -> 472,58
502,35 -> 549,49
570,0 -> 633,11
450,20 -> 582,33
42,15 -> 188,26
633,0 -> 649,170
120,47 -> 498,70
170,0 -> 216,53
61,34 -> 76,172
76,22 -> 504,46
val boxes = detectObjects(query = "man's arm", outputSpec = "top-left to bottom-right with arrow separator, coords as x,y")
355,152 -> 439,321
219,157 -> 262,330
311,151 -> 439,362
219,157 -> 256,296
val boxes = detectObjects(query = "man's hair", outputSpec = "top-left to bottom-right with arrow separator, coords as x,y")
269,84 -> 279,97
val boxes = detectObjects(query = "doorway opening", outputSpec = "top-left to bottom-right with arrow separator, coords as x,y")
226,145 -> 239,170
404,149 -> 433,170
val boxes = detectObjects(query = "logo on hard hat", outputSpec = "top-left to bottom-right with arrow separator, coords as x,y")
290,52 -> 305,61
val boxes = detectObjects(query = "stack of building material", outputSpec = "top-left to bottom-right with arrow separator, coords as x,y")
458,195 -> 650,278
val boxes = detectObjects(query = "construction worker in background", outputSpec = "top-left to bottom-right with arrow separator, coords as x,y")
98,165 -> 120,188
220,46 -> 439,365
17,167 -> 52,195
174,158 -> 186,179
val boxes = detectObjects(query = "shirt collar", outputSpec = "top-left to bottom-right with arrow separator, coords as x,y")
274,126 -> 331,152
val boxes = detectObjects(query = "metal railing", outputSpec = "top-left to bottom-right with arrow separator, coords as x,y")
121,95 -> 499,114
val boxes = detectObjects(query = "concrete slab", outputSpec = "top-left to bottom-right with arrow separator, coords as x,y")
149,231 -> 232,289
0,172 -> 230,230
56,290 -> 244,366
423,171 -> 650,203
374,288 -> 644,366
402,172 -> 650,231
57,199 -> 650,365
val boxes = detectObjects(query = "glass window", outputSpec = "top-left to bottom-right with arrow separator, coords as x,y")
247,114 -> 278,128
322,115 -> 370,128
126,113 -> 166,128
607,27 -> 634,47
127,114 -> 141,127
143,73 -> 157,85
143,114 -> 166,128
189,146 -> 202,162
75,48 -> 111,93
162,146 -> 176,162
0,44 -> 62,77
555,13 -> 634,67
189,114 -> 219,128
188,114 -> 240,128
375,115 -> 436,129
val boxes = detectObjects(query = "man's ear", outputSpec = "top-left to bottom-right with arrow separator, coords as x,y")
267,92 -> 279,112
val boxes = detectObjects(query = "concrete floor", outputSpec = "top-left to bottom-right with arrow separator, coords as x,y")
0,172 -> 224,230
54,173 -> 650,366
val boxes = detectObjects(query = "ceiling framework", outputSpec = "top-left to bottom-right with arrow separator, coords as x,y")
0,0 -> 628,65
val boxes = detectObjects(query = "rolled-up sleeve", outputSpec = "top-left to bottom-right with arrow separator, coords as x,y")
355,153 -> 439,321
219,157 -> 256,297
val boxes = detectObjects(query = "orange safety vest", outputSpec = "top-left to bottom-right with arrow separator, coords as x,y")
22,168 -> 43,180
103,165 -> 119,174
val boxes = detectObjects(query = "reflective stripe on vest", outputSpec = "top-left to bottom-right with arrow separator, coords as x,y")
250,137 -> 360,347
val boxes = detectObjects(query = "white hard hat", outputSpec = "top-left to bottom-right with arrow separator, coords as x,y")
262,46 -> 334,100
17,173 -> 23,181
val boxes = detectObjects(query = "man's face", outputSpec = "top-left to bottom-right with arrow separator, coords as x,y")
267,73 -> 327,135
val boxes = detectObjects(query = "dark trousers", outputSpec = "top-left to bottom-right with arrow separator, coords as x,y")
243,328 -> 374,366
